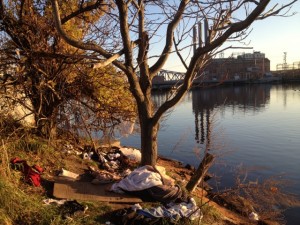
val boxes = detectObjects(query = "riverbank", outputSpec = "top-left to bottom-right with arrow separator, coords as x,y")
0,134 -> 287,225
152,77 -> 300,90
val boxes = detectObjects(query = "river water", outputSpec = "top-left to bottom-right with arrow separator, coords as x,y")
121,83 -> 300,224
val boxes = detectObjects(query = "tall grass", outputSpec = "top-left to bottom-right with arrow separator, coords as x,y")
0,119 -> 110,224
0,141 -> 60,225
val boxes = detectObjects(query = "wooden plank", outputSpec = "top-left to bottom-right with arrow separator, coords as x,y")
53,179 -> 142,203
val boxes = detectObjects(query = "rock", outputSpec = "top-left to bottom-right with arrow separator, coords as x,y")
184,164 -> 195,171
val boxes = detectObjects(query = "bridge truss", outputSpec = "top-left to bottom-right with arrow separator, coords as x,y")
156,69 -> 185,81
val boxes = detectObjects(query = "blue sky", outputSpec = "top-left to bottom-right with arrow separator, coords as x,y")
225,0 -> 300,70
159,1 -> 300,72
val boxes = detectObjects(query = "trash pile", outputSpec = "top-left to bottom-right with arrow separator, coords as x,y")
59,145 -> 204,222
10,144 -> 204,223
59,145 -> 142,183
108,165 -> 203,223
109,198 -> 202,224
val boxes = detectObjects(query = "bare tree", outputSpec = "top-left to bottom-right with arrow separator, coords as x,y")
50,0 -> 296,165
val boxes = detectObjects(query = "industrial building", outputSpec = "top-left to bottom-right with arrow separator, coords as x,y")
202,51 -> 270,81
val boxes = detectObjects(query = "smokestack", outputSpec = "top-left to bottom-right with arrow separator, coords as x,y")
193,26 -> 197,54
198,22 -> 202,47
204,19 -> 209,45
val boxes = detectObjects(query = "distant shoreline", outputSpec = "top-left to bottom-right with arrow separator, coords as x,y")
152,78 -> 300,90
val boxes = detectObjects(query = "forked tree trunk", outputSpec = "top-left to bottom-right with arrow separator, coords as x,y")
32,94 -> 59,139
36,118 -> 57,138
140,118 -> 159,166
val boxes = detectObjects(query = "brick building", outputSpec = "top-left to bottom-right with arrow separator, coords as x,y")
202,51 -> 270,81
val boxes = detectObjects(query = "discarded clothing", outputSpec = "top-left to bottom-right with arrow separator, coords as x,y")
10,157 -> 43,187
127,184 -> 187,203
110,165 -> 163,194
137,205 -> 179,220
60,200 -> 87,219
110,207 -> 172,225
110,165 -> 187,203
110,200 -> 201,225
91,170 -> 120,184
82,147 -> 141,186
136,198 -> 202,221
107,153 -> 121,160
166,198 -> 202,221
91,147 -> 137,171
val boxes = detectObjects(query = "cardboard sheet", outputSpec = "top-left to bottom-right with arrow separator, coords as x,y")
53,179 -> 142,203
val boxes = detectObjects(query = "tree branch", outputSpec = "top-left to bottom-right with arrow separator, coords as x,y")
92,40 -> 139,68
50,0 -> 126,71
115,0 -> 134,68
173,37 -> 188,70
149,0 -> 189,77
257,0 -> 297,19
61,0 -> 105,24
153,0 -> 271,125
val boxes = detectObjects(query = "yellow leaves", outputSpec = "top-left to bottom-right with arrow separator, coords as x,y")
64,68 -> 79,84
86,66 -> 136,120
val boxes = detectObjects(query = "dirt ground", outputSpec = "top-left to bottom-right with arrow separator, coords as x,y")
42,145 -> 278,225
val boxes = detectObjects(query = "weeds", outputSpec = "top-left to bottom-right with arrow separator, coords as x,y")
0,147 -> 58,225
209,167 -> 300,224
0,123 -> 62,224
200,204 -> 222,225
0,119 -> 117,224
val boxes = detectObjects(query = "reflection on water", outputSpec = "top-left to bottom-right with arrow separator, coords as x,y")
191,85 -> 272,145
123,83 -> 300,224
192,84 -> 271,111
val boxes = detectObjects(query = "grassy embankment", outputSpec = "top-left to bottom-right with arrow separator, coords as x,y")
0,117 -> 227,225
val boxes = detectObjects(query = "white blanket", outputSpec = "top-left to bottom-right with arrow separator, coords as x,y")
110,165 -> 163,194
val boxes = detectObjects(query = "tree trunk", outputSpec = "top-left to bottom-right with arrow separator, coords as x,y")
31,91 -> 59,139
34,106 -> 58,139
36,118 -> 57,138
140,117 -> 159,166
186,153 -> 215,192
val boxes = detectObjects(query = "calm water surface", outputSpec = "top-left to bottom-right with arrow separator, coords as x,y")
121,83 -> 300,224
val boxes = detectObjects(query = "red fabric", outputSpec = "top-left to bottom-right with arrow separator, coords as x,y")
10,157 -> 43,187
10,157 -> 25,164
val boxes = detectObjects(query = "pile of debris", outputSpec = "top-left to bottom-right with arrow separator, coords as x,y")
11,144 -> 203,223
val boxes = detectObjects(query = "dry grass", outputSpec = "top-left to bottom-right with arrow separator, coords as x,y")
0,117 -> 116,225
208,169 -> 300,225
